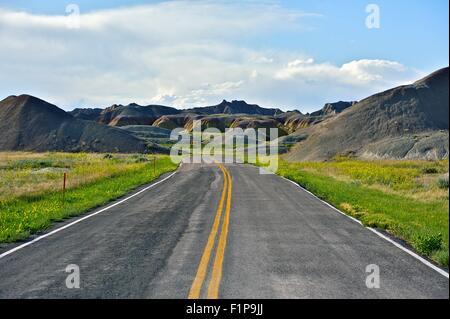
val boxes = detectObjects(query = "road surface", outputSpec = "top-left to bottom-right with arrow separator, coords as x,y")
0,163 -> 448,298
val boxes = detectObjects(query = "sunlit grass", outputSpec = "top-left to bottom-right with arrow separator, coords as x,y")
282,158 -> 449,201
0,152 -> 178,243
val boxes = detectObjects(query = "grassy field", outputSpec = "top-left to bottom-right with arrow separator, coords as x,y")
260,157 -> 449,267
0,152 -> 178,243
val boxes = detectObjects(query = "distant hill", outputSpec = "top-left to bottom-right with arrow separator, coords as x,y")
310,101 -> 357,117
69,108 -> 103,121
278,102 -> 356,134
70,103 -> 180,126
185,100 -> 283,116
152,113 -> 292,134
152,114 -> 198,130
285,67 -> 449,161
97,103 -> 181,126
70,99 -> 285,127
0,95 -> 148,153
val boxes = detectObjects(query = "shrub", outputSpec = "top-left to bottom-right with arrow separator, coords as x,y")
415,233 -> 443,256
421,166 -> 439,174
134,156 -> 149,163
437,175 -> 449,189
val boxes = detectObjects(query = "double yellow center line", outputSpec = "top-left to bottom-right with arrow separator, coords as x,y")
188,163 -> 232,299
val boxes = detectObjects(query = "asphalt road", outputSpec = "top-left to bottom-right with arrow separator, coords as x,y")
0,163 -> 448,298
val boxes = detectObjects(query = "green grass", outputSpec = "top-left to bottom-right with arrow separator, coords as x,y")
258,158 -> 449,267
0,153 -> 178,243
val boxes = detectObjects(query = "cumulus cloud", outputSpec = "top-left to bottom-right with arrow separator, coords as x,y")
275,58 -> 411,85
0,1 -> 420,112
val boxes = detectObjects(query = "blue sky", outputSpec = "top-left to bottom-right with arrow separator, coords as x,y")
0,0 -> 448,111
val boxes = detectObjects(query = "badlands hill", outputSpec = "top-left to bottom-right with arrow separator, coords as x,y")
70,99 -> 295,134
0,95 -> 147,153
186,99 -> 283,116
285,67 -> 449,161
70,103 -> 181,126
70,100 -> 285,128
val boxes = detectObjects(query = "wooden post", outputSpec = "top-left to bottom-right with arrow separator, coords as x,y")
153,156 -> 156,176
62,172 -> 67,204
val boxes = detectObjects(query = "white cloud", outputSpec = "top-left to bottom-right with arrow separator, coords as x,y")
0,2 -> 420,112
275,58 -> 411,86
150,93 -> 178,105
287,58 -> 315,68
250,55 -> 275,64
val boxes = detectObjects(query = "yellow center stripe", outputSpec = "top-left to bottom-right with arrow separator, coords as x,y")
207,163 -> 232,298
188,163 -> 229,299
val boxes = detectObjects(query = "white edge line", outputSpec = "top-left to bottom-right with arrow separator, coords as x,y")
280,176 -> 449,279
0,169 -> 179,260
367,228 -> 449,278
